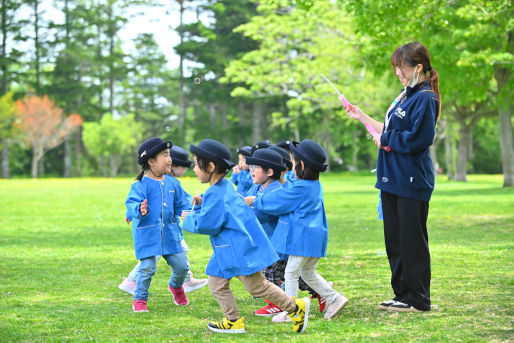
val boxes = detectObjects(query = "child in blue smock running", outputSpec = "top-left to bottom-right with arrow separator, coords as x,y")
246,139 -> 348,321
125,138 -> 191,313
182,139 -> 310,334
119,146 -> 208,296
230,145 -> 253,196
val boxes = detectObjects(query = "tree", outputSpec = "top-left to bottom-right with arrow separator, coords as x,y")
0,91 -> 19,177
15,95 -> 82,178
82,113 -> 142,177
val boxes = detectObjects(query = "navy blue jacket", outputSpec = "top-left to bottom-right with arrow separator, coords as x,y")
377,81 -> 439,202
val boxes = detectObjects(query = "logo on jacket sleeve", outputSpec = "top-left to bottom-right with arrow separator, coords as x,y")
394,107 -> 406,119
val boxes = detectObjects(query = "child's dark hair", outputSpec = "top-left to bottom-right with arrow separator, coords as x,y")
293,154 -> 319,180
261,166 -> 282,181
136,161 -> 150,181
196,154 -> 229,175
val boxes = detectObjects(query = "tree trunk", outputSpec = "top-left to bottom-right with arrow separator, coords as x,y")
107,1 -> 114,114
499,105 -> 514,187
1,144 -> 8,178
350,130 -> 358,172
109,154 -> 121,177
177,0 -> 186,145
75,127 -> 81,176
31,146 -> 43,178
100,155 -> 106,177
63,137 -> 71,177
33,0 -> 41,94
456,125 -> 471,181
444,122 -> 456,180
1,0 -> 7,95
252,102 -> 263,143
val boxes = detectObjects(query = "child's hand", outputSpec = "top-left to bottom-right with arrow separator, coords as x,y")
181,210 -> 191,221
244,196 -> 256,206
232,165 -> 240,174
125,218 -> 131,224
140,199 -> 148,216
192,195 -> 203,206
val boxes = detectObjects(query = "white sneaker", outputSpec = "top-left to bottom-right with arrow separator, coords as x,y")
183,277 -> 208,293
118,278 -> 136,296
324,294 -> 348,319
271,311 -> 292,323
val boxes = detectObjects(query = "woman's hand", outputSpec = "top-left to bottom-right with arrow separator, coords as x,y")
346,104 -> 365,121
244,196 -> 256,206
140,199 -> 148,216
373,134 -> 383,149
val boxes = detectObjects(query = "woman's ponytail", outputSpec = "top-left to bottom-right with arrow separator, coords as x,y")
428,67 -> 441,119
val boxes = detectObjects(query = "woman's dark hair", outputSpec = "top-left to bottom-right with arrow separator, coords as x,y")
391,42 -> 441,119
260,166 -> 282,181
136,161 -> 150,181
293,154 -> 319,181
195,154 -> 229,174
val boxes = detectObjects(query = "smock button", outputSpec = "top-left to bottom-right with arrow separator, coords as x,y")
163,202 -> 167,206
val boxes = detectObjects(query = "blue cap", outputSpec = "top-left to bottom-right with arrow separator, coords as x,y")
138,137 -> 172,165
170,146 -> 192,167
251,140 -> 272,154
245,149 -> 286,172
236,146 -> 252,157
190,139 -> 236,169
268,146 -> 292,170
290,139 -> 327,172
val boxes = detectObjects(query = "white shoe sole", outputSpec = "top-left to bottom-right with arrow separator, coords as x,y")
183,281 -> 208,293
132,305 -> 148,313
299,297 -> 310,333
207,326 -> 245,334
119,283 -> 135,296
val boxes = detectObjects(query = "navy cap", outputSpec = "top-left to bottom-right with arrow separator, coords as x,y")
245,149 -> 286,172
268,146 -> 293,170
236,145 -> 252,157
138,137 -> 173,165
276,140 -> 292,151
170,146 -> 192,167
190,139 -> 236,169
290,139 -> 327,172
251,140 -> 272,154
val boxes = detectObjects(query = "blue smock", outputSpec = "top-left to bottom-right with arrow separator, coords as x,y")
183,178 -> 279,279
245,180 -> 282,238
125,176 -> 191,260
231,169 -> 253,195
254,179 -> 328,258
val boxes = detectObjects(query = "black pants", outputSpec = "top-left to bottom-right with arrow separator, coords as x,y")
381,190 -> 431,311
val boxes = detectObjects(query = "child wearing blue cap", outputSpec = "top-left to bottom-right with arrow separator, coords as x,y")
230,145 -> 253,196
182,139 -> 310,334
246,139 -> 348,321
119,146 -> 207,296
275,140 -> 296,182
125,138 -> 191,313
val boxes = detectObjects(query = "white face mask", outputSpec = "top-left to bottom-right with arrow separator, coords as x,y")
407,65 -> 420,88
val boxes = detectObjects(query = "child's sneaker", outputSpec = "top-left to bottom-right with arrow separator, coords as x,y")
314,294 -> 327,313
169,285 -> 189,305
254,300 -> 283,317
132,299 -> 149,312
207,317 -> 245,334
324,294 -> 348,319
183,277 -> 208,293
118,278 -> 136,295
287,296 -> 310,333
271,311 -> 292,323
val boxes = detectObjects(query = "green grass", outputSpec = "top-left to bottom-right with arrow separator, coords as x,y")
0,174 -> 512,342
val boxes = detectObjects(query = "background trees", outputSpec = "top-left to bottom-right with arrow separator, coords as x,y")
0,0 -> 511,185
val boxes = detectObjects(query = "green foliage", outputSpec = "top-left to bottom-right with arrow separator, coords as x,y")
82,113 -> 142,159
0,91 -> 19,147
0,175 -> 512,340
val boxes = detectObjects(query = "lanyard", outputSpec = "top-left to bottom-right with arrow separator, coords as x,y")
384,89 -> 406,131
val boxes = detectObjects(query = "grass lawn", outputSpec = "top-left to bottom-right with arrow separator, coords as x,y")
0,174 -> 512,342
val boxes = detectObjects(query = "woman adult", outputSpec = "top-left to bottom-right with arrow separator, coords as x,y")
348,42 -> 441,312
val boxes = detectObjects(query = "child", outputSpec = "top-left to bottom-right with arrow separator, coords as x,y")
250,139 -> 272,155
246,139 -> 348,320
182,139 -> 310,334
248,147 -> 331,318
125,137 -> 191,312
275,140 -> 295,182
268,146 -> 293,184
230,145 -> 253,196
119,146 -> 207,295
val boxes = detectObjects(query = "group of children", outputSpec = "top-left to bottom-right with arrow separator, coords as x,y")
122,136 -> 348,334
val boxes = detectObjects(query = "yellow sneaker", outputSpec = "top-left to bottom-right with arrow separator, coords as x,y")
288,296 -> 310,333
207,317 -> 245,334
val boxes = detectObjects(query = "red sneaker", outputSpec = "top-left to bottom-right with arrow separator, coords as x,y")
132,299 -> 149,312
314,294 -> 327,313
254,300 -> 283,317
169,285 -> 189,305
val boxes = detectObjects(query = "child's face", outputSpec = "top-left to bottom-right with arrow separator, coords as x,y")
148,149 -> 172,175
193,155 -> 212,183
238,154 -> 249,170
170,165 -> 187,177
250,165 -> 273,185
